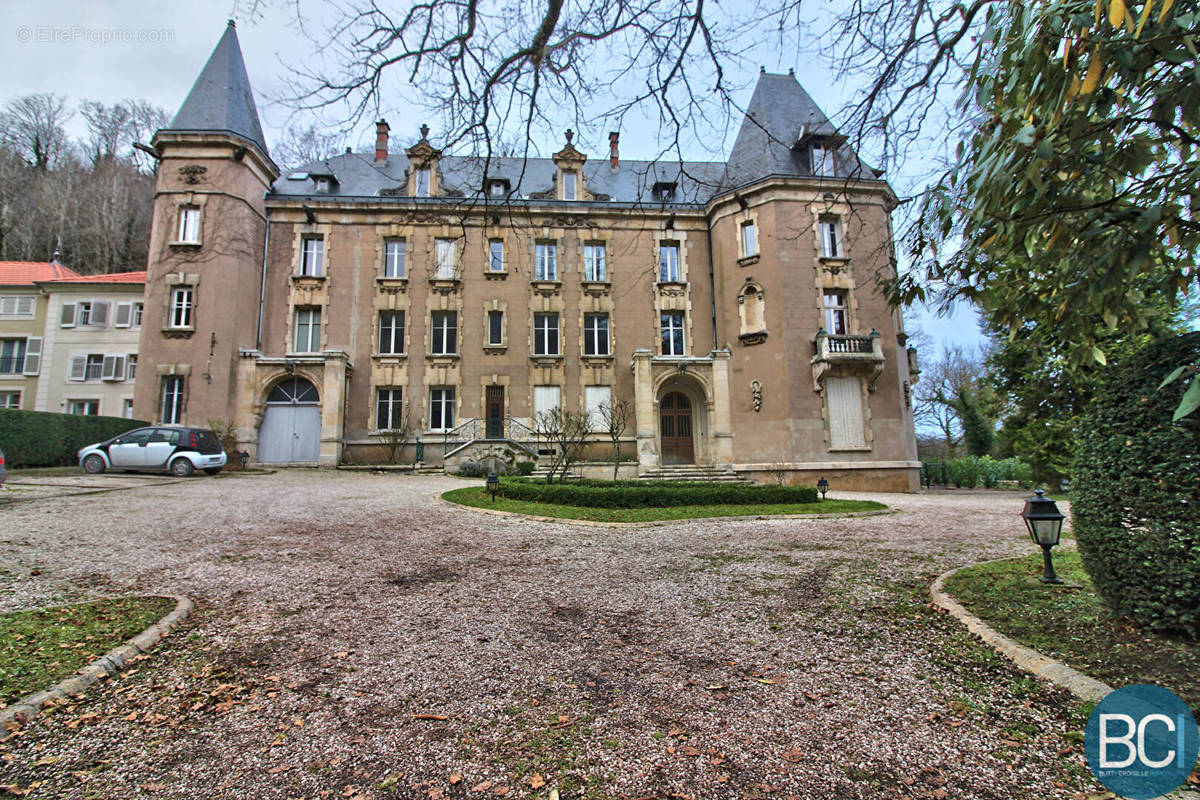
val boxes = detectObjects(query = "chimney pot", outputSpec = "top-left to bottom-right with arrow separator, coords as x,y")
375,119 -> 390,164
609,131 -> 619,169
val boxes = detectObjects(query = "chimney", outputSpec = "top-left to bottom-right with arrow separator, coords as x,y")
609,131 -> 619,169
374,119 -> 390,164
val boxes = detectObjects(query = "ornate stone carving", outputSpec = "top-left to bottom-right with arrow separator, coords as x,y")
544,215 -> 594,228
738,331 -> 768,346
751,380 -> 763,412
179,165 -> 207,185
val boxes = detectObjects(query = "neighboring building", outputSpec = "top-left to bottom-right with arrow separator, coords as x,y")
35,271 -> 146,418
0,261 -> 81,410
135,21 -> 921,489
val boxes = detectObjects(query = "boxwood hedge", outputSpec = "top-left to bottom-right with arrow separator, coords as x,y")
1072,332 -> 1199,638
496,478 -> 819,508
0,409 -> 148,468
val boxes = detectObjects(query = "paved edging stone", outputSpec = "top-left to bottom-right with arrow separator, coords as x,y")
930,558 -> 1113,703
0,595 -> 194,729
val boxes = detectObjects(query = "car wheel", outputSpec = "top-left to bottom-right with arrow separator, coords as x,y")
170,458 -> 195,478
203,467 -> 222,476
82,454 -> 106,474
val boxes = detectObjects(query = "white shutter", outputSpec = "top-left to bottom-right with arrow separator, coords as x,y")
22,337 -> 42,376
102,355 -> 118,380
112,356 -> 125,381
91,301 -> 109,326
60,302 -> 76,327
17,296 -> 33,315
533,385 -> 561,419
585,386 -> 611,431
69,355 -> 86,381
826,376 -> 865,449
435,239 -> 456,278
0,297 -> 13,315
114,302 -> 132,327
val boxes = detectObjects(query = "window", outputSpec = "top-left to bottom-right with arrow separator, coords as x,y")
811,141 -> 835,177
585,385 -> 611,430
70,300 -> 108,327
376,387 -> 405,430
535,242 -> 558,281
583,314 -> 610,356
122,398 -> 134,419
126,354 -> 137,381
85,354 -> 104,381
314,177 -> 331,193
0,339 -> 26,375
584,243 -> 607,281
659,244 -> 680,282
562,171 -> 577,201
0,392 -> 20,409
823,291 -> 848,335
161,376 -> 184,424
660,312 -> 685,356
378,311 -> 405,355
533,385 -> 561,420
533,312 -> 560,356
0,296 -> 34,317
489,240 -> 505,272
741,221 -> 758,257
101,355 -> 126,381
429,387 -> 455,430
819,218 -> 844,258
434,238 -> 457,279
487,310 -> 504,346
300,236 -> 324,276
133,302 -> 143,327
68,399 -> 100,416
653,182 -> 677,202
115,302 -> 134,327
431,311 -> 457,355
487,179 -> 508,197
169,287 -> 193,329
416,168 -> 431,197
383,239 -> 406,278
178,206 -> 201,243
294,308 -> 321,352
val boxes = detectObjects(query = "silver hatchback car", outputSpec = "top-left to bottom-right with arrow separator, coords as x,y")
78,426 -> 227,477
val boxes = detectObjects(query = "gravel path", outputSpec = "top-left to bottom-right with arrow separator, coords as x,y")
0,471 -> 1100,799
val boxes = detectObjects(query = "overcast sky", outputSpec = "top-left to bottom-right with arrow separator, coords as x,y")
0,0 -> 985,354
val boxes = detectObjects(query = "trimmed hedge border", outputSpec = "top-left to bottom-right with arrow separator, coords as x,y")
0,409 -> 148,468
496,477 -> 819,508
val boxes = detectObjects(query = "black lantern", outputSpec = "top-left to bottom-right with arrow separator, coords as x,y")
816,476 -> 829,500
1060,478 -> 1070,495
487,471 -> 499,502
239,450 -> 250,470
1020,489 -> 1065,584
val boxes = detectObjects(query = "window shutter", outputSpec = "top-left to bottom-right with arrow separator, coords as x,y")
114,302 -> 132,327
91,301 -> 109,326
69,355 -> 86,381
112,356 -> 125,381
61,302 -> 76,327
22,337 -> 42,376
18,296 -> 32,315
102,355 -> 118,380
0,297 -> 13,315
826,376 -> 866,449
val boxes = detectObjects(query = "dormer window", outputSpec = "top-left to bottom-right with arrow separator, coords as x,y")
416,168 -> 431,197
486,178 -> 510,198
309,172 -> 338,193
810,141 -> 835,177
562,171 -> 577,201
314,177 -> 330,192
652,182 -> 677,202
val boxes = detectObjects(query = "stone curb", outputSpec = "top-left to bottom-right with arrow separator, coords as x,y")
929,558 -> 1113,704
0,595 -> 194,730
438,495 -> 894,528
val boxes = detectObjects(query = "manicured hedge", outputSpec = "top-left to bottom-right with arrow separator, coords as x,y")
497,478 -> 819,508
1072,332 -> 1200,638
0,409 -> 149,468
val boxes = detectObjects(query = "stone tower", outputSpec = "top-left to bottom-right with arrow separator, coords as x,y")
133,20 -> 279,426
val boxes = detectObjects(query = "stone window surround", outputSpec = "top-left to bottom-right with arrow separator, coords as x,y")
168,193 -> 208,247
163,273 -> 200,335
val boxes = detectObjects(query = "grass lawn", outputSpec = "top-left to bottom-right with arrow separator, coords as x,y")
0,596 -> 176,707
943,547 -> 1200,708
443,485 -> 888,522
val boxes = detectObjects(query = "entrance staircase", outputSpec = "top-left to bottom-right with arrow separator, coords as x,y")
638,464 -> 749,483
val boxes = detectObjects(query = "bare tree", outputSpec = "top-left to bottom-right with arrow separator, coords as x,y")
378,401 -> 415,464
913,343 -> 993,455
272,122 -> 347,169
0,94 -> 74,171
596,398 -> 631,482
533,406 -> 590,484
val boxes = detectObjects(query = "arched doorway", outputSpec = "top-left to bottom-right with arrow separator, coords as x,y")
258,377 -> 321,463
659,391 -> 694,464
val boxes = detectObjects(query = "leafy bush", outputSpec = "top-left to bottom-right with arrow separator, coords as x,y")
454,461 -> 487,478
0,409 -> 149,468
515,461 -> 535,476
1073,332 -> 1200,638
497,478 -> 818,508
947,456 -> 981,488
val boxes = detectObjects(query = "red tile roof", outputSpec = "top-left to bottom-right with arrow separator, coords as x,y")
0,261 -> 82,285
39,270 -> 147,285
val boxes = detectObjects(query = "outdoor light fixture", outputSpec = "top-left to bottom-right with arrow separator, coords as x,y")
1060,478 -> 1071,495
817,476 -> 829,500
239,450 -> 250,470
1020,489 -> 1065,584
487,471 -> 499,502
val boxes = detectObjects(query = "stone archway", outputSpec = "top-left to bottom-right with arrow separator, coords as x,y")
658,390 -> 695,464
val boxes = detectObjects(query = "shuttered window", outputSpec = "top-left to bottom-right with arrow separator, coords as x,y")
826,376 -> 866,449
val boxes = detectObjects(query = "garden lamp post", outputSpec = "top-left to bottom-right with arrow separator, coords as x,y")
1021,489 -> 1065,584
816,476 -> 829,500
487,471 -> 499,502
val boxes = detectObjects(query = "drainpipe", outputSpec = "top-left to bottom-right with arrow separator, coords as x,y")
705,213 -> 718,351
256,206 -> 270,350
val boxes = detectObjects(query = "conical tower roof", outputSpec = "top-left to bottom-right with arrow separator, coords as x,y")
166,20 -> 270,158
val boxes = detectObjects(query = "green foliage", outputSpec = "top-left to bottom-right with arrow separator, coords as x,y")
924,456 -> 1032,488
515,461 -> 536,476
1073,332 -> 1200,638
958,389 -> 995,456
0,409 -> 148,468
496,478 -> 818,509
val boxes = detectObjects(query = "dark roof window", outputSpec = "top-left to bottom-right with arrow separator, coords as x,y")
485,177 -> 510,197
652,181 -> 677,201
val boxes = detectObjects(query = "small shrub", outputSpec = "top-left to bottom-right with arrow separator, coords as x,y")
947,456 -> 981,488
1073,332 -> 1200,638
206,418 -> 243,469
454,461 -> 487,478
515,461 -> 535,476
496,478 -> 818,508
0,409 -> 148,468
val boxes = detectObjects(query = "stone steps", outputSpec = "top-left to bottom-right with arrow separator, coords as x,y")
638,466 -> 750,483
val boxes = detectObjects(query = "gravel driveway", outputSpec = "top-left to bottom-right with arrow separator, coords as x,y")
0,471 -> 1099,799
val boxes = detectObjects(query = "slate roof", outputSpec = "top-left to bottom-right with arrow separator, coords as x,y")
0,262 -> 82,286
38,270 -> 146,285
164,20 -> 270,158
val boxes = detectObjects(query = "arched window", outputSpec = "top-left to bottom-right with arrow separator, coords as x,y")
267,377 -> 319,404
738,283 -> 766,338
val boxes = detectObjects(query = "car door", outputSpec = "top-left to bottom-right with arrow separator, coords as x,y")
108,428 -> 153,467
143,428 -> 180,469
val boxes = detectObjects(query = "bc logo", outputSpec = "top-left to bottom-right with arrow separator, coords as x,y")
1085,684 -> 1199,799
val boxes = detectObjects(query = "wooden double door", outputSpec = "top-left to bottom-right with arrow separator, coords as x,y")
659,391 -> 694,464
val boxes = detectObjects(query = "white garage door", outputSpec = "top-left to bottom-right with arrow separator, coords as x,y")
258,378 -> 321,463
